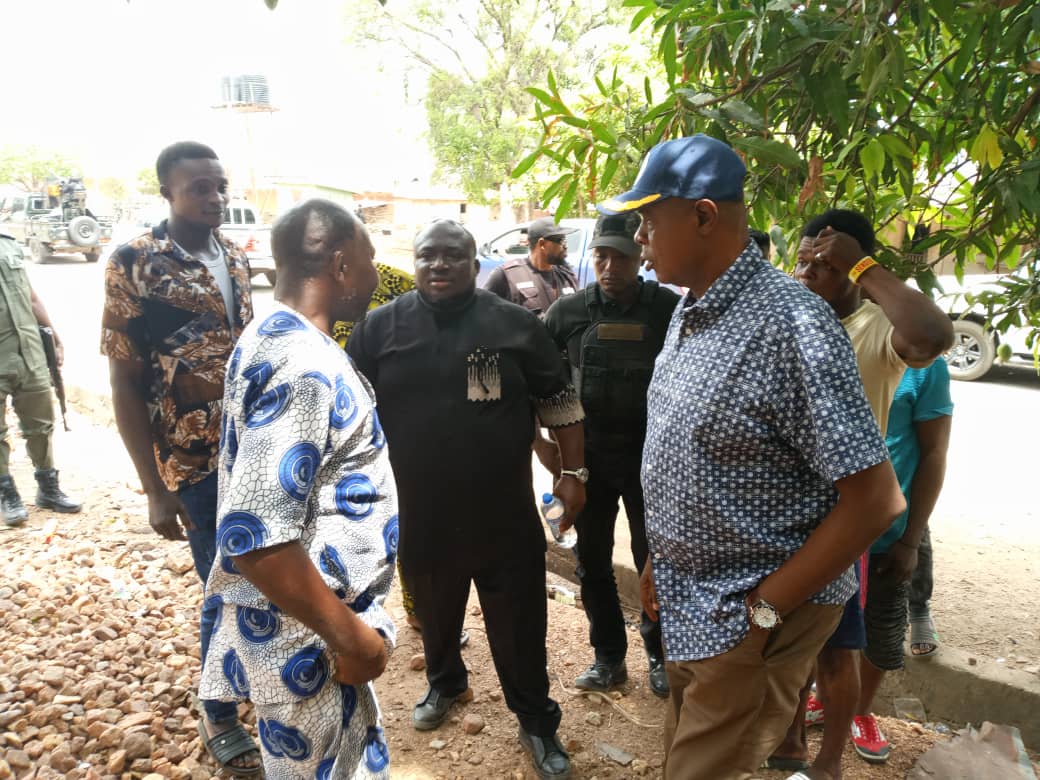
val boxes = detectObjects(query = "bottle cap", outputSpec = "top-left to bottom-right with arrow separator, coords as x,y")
541,493 -> 554,504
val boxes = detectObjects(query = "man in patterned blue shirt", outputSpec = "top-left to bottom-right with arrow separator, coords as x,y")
597,135 -> 906,779
200,199 -> 396,779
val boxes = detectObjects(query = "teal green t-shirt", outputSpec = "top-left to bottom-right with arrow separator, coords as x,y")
873,360 -> 954,553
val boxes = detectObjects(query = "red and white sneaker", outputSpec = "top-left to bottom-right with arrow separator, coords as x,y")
804,691 -> 825,727
850,714 -> 891,763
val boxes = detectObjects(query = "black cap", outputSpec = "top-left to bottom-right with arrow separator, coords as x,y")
587,213 -> 640,258
527,216 -> 578,245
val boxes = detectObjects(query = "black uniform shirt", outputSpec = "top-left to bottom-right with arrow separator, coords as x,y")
348,289 -> 584,571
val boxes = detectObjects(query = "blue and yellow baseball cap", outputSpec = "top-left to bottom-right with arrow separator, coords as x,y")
597,134 -> 747,215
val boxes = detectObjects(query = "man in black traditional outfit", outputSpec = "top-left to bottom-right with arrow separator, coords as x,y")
348,219 -> 586,780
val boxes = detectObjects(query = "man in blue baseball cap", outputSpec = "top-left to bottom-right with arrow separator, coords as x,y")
610,135 -> 904,779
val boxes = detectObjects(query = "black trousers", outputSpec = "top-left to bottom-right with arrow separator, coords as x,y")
573,453 -> 663,665
406,547 -> 562,737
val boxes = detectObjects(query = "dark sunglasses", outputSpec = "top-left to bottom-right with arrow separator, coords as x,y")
543,236 -> 567,245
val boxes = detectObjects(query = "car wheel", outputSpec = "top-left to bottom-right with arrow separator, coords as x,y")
84,251 -> 100,263
264,270 -> 277,286
944,319 -> 995,381
68,216 -> 100,247
29,239 -> 48,263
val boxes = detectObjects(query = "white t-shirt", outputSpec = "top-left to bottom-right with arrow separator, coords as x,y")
201,251 -> 235,328
173,236 -> 235,327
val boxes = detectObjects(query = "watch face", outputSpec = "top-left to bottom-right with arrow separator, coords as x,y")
751,603 -> 779,629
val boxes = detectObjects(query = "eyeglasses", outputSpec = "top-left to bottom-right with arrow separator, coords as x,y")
543,236 -> 567,246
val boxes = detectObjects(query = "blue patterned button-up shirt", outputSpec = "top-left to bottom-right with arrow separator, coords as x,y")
642,243 -> 888,662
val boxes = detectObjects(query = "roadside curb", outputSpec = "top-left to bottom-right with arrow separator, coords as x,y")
546,544 -> 1040,748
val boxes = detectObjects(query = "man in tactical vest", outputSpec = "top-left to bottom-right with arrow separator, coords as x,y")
484,217 -> 579,315
543,213 -> 680,697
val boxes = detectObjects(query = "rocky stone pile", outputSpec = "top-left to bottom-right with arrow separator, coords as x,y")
0,512 -> 226,780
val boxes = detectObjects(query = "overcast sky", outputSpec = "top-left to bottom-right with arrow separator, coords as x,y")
3,0 -> 431,192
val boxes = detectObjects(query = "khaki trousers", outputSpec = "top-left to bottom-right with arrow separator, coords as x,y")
0,357 -> 55,475
662,602 -> 842,780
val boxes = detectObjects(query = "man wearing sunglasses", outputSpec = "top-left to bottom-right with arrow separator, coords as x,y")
484,217 -> 579,316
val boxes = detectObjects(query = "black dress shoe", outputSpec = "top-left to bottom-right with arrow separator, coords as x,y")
412,686 -> 457,731
647,655 -> 670,698
519,729 -> 571,780
574,660 -> 628,692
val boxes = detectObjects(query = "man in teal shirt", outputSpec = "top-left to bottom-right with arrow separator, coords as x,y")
854,359 -> 953,764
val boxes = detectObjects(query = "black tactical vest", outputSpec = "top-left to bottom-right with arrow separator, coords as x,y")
501,258 -> 578,316
576,281 -> 663,430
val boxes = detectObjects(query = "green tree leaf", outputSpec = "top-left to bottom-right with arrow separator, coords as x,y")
511,150 -> 543,179
732,137 -> 802,169
720,100 -> 766,130
859,138 -> 885,181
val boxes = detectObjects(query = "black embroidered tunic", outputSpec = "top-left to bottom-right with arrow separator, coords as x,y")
348,289 -> 584,572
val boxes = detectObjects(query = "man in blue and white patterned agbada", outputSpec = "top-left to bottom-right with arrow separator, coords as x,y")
200,199 -> 396,779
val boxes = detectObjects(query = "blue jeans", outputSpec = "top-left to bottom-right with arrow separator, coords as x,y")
179,471 -> 239,724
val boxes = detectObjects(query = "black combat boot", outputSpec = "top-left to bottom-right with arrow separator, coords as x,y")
34,469 -> 82,513
1,475 -> 28,527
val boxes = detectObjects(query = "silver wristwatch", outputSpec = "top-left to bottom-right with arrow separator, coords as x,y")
560,467 -> 590,484
748,597 -> 782,630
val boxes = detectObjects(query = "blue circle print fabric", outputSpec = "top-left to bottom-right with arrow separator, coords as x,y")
220,553 -> 240,575
315,758 -> 335,780
364,726 -> 390,772
371,409 -> 385,449
224,417 -> 239,470
228,344 -> 242,381
236,606 -> 281,644
279,442 -> 322,501
335,473 -> 377,519
258,310 -> 306,336
246,383 -> 294,429
217,511 -> 268,557
330,375 -> 358,430
223,648 -> 250,697
241,361 -> 274,412
382,515 -> 399,559
302,370 -> 332,388
281,645 -> 329,699
259,718 -> 312,761
319,544 -> 350,588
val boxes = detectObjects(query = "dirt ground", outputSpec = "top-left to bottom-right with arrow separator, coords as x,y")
0,397 -> 1034,778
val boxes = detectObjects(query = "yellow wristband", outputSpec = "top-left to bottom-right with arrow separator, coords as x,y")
848,256 -> 878,284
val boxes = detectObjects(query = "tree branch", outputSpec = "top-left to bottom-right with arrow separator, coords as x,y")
383,7 -> 479,82
1007,82 -> 1040,135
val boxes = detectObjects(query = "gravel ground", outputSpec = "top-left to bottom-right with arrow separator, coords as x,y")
0,403 -> 950,779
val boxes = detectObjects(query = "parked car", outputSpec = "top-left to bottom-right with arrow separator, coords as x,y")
476,217 -> 677,291
928,266 -> 1036,381
220,200 -> 275,285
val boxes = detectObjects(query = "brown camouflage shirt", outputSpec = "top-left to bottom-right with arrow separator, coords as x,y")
101,221 -> 253,491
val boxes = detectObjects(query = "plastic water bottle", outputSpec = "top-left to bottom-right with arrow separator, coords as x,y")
540,493 -> 577,549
